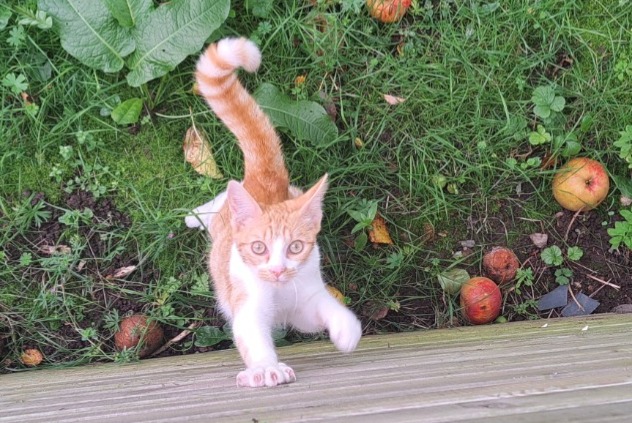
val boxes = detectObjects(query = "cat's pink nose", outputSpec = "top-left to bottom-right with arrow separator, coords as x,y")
269,266 -> 286,278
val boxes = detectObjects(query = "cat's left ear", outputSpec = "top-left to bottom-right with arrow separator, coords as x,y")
298,174 -> 328,225
227,180 -> 262,230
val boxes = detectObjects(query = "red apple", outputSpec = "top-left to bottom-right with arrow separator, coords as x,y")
366,0 -> 411,23
552,157 -> 609,211
460,277 -> 502,325
114,314 -> 164,358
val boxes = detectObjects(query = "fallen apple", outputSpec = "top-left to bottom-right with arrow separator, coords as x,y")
482,247 -> 520,284
552,157 -> 609,211
366,0 -> 411,23
114,314 -> 164,358
20,348 -> 44,367
460,277 -> 502,325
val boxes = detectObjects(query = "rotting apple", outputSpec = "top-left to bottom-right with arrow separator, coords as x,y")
552,157 -> 609,212
483,247 -> 520,285
114,314 -> 164,358
460,277 -> 502,325
20,348 -> 44,367
366,0 -> 411,23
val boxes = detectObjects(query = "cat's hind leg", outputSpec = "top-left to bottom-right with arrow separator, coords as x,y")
184,191 -> 227,230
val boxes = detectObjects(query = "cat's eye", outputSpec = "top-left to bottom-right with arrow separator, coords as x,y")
251,241 -> 267,255
288,240 -> 304,254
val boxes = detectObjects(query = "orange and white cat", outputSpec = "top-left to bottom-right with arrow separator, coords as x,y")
185,38 -> 362,388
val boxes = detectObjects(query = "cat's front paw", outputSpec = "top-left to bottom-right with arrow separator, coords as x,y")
236,363 -> 296,388
328,308 -> 362,353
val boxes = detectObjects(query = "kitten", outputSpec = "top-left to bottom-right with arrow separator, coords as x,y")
186,38 -> 362,388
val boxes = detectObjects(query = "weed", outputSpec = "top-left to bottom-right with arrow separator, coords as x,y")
513,299 -> 539,320
347,199 -> 379,251
554,268 -> 573,285
514,268 -> 534,296
531,85 -> 565,120
541,246 -> 564,267
614,125 -> 632,169
11,194 -> 51,230
607,209 -> 632,250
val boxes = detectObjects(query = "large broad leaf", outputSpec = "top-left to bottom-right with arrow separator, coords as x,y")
39,0 -> 135,73
106,0 -> 152,28
125,0 -> 230,87
254,83 -> 339,146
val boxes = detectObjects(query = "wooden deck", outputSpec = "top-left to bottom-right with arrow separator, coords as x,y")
2,314 -> 632,422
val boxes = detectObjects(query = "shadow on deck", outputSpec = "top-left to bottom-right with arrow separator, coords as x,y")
2,314 -> 632,422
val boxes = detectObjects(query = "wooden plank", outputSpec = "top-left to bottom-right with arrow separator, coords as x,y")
1,314 -> 631,422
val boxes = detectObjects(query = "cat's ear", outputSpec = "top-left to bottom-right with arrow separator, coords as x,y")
227,180 -> 262,229
297,174 -> 328,225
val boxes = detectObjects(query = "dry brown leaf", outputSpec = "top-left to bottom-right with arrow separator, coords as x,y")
183,125 -> 223,179
383,94 -> 406,105
368,214 -> 394,245
39,245 -> 71,255
76,260 -> 87,272
294,75 -> 306,87
362,301 -> 389,321
106,265 -> 137,280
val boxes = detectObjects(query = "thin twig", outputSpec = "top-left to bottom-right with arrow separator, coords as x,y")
589,283 -> 606,299
568,287 -> 583,312
564,209 -> 583,242
585,273 -> 620,290
151,321 -> 201,357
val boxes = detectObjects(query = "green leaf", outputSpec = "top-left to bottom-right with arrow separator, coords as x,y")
614,125 -> 632,168
254,83 -> 339,146
2,73 -> 28,95
563,139 -> 581,157
105,0 -> 151,28
354,231 -> 368,251
437,268 -> 470,295
532,85 -> 555,106
7,26 -> 26,47
194,326 -> 229,347
567,246 -> 583,261
111,98 -> 143,125
549,96 -> 565,112
245,0 -> 274,18
528,125 -> 551,145
533,104 -> 551,119
125,0 -> 230,87
39,0 -> 135,73
612,175 -> 632,198
554,268 -> 572,285
541,245 -> 563,266
18,10 -> 53,29
0,8 -> 12,30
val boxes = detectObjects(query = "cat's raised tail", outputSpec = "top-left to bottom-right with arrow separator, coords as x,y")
196,38 -> 289,204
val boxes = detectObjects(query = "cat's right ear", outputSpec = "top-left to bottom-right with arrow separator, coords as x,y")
227,181 -> 262,230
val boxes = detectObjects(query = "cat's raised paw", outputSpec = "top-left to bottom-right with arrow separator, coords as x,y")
236,363 -> 296,388
328,309 -> 362,353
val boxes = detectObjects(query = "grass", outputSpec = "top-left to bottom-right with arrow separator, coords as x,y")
1,0 -> 632,370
